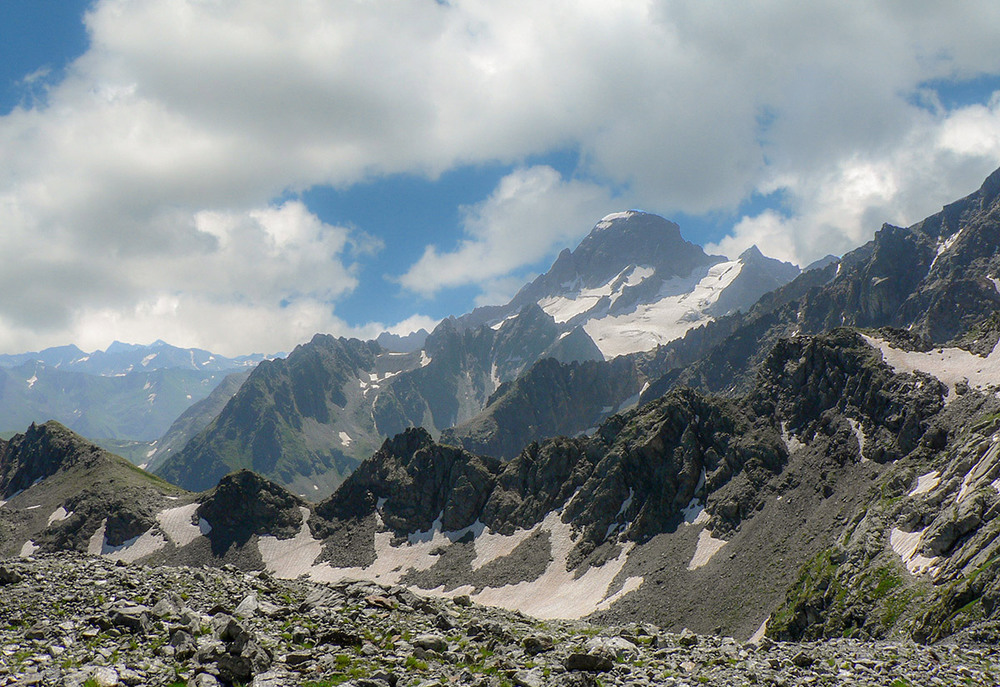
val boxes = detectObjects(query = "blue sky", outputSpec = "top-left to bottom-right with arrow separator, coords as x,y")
1,1 -> 1000,355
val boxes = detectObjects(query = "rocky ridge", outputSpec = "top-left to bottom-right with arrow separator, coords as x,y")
2,553 -> 997,687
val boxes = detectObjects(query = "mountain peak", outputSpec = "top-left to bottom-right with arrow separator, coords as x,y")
738,244 -> 766,262
593,210 -> 642,230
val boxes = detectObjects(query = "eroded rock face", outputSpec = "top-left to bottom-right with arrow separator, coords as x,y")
316,427 -> 502,534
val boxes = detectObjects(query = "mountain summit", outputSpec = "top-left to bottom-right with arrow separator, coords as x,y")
458,210 -> 800,357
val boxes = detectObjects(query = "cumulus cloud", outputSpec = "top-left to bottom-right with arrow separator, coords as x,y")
398,166 -> 616,297
2,0 -> 1000,350
707,96 -> 1000,264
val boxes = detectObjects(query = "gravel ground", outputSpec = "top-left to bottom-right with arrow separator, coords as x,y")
1,553 -> 997,687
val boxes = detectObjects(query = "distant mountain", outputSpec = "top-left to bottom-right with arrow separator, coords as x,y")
376,329 -> 430,353
152,211 -> 798,495
0,340 -> 271,445
141,369 -> 253,473
0,340 -> 269,377
638,164 -> 1000,401
456,211 -> 800,358
0,362 -> 236,442
436,167 -> 1000,469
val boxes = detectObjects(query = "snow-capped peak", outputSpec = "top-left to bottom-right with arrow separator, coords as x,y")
594,210 -> 640,230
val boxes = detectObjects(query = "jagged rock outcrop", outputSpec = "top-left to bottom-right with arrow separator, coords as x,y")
198,470 -> 306,554
316,428 -> 502,534
0,421 -> 105,496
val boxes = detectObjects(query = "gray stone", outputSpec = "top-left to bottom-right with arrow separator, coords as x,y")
90,666 -> 120,687
188,673 -> 220,687
109,606 -> 151,634
412,633 -> 449,653
565,653 -> 614,672
791,650 -> 814,667
523,634 -> 554,655
235,593 -> 259,618
512,668 -> 545,687
0,565 -> 22,585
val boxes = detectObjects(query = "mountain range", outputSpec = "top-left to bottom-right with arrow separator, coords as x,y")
152,211 -> 802,497
5,167 -> 1000,648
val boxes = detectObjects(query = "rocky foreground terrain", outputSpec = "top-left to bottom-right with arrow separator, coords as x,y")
2,554 -> 998,687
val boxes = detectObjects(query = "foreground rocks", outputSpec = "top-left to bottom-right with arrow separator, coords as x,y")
2,554 -> 998,686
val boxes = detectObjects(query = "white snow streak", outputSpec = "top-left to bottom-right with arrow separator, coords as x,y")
889,528 -> 940,576
909,471 -> 940,496
687,528 -> 727,570
47,506 -> 72,525
258,508 -> 640,620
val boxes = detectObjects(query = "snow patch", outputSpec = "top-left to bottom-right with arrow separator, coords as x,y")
26,373 -> 37,389
847,418 -> 868,462
681,498 -> 709,526
605,488 -> 634,539
263,507 -> 639,620
469,513 -> 638,619
687,528 -> 727,570
20,540 -> 39,557
47,506 -> 72,525
339,431 -> 353,447
141,353 -> 157,366
864,335 -> 1000,401
594,211 -> 636,229
781,422 -> 806,453
419,351 -> 432,367
88,519 -> 167,562
889,528 -> 940,576
749,618 -> 769,644
928,228 -> 963,273
157,503 -> 212,547
910,471 -> 940,496
582,260 -> 744,358
259,507 -> 322,579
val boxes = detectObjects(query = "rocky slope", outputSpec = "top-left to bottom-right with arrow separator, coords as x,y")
643,165 -> 1000,400
441,356 -> 643,459
5,554 -> 996,687
142,370 -> 253,473
154,336 -> 389,497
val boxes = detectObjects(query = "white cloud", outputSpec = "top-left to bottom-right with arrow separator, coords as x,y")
398,166 -> 616,297
708,96 -> 1000,264
1,0 -> 1000,350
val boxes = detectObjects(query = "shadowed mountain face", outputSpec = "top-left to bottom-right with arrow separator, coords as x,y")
642,166 -> 1000,400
